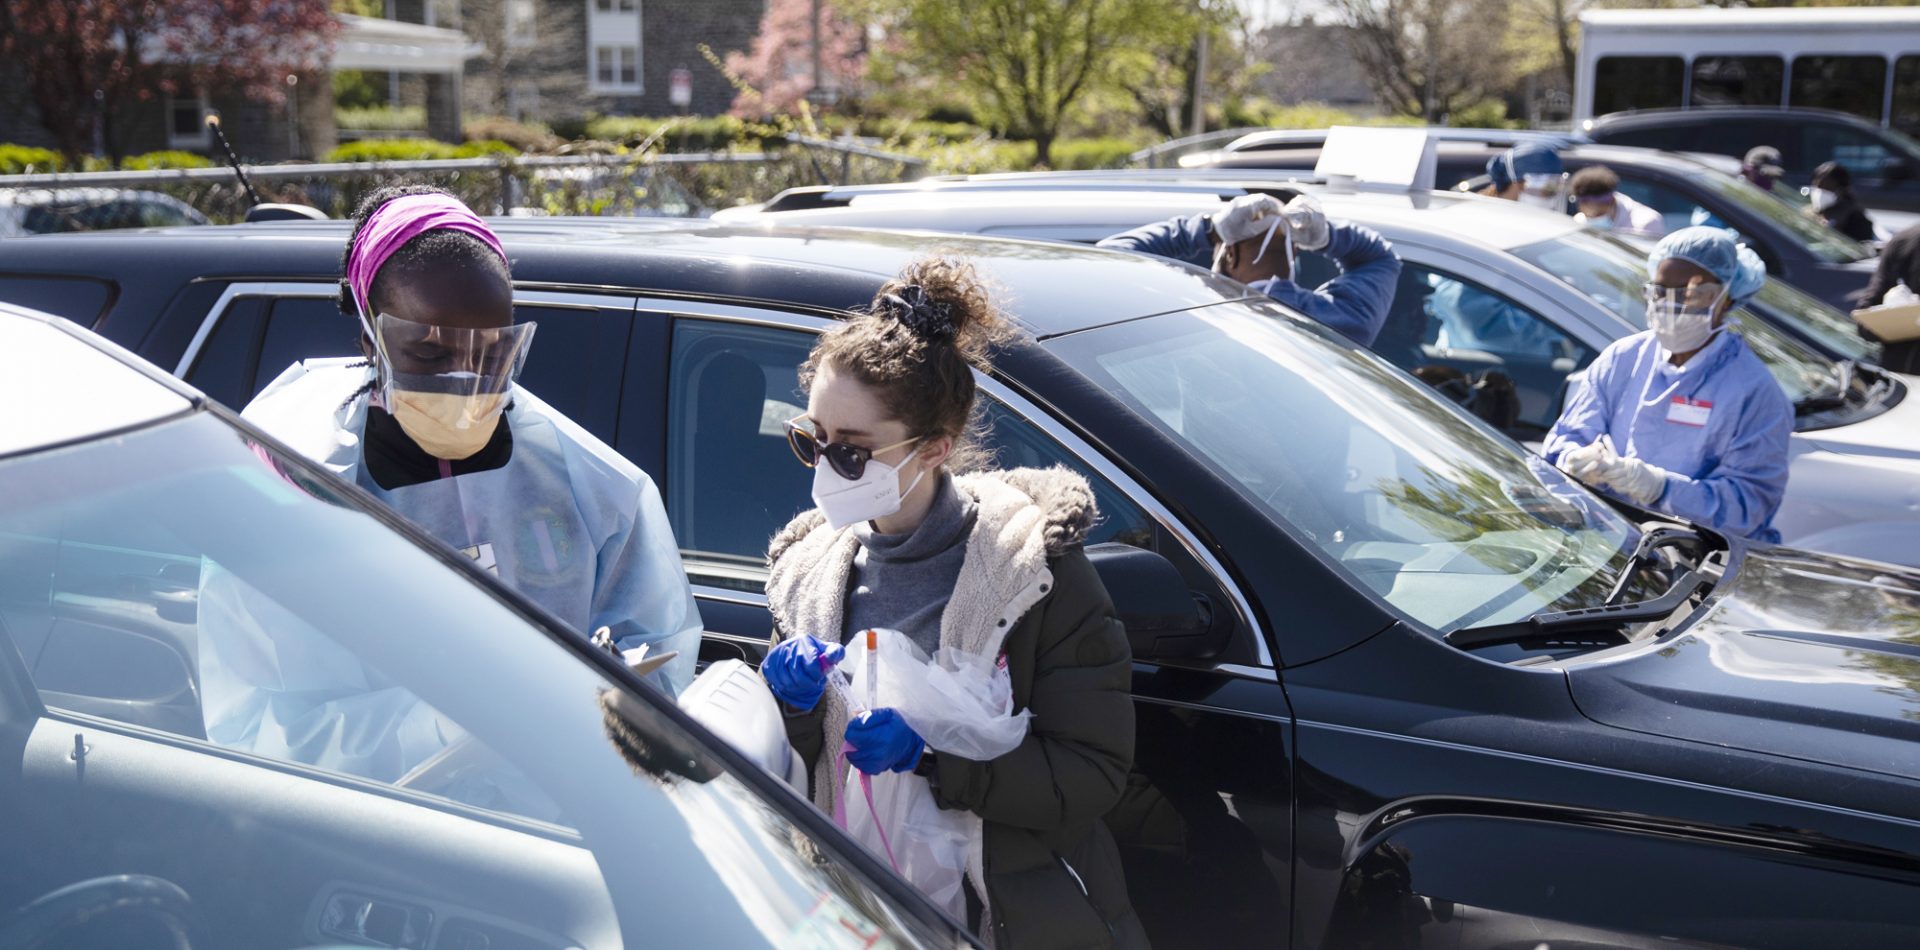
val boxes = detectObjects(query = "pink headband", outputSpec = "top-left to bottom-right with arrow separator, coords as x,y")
345,193 -> 509,332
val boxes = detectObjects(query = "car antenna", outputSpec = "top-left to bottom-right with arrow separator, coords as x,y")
205,112 -> 263,208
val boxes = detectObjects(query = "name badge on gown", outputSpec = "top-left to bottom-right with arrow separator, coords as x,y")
1667,396 -> 1712,428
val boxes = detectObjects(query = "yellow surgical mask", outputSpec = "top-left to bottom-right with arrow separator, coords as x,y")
390,390 -> 506,460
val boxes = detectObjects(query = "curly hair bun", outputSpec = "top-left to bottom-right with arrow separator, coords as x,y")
800,255 -> 1018,472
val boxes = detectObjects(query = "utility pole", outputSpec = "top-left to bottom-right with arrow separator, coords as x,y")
1189,11 -> 1209,138
811,0 -> 823,104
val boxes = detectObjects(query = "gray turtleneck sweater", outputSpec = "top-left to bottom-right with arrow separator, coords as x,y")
845,473 -> 977,656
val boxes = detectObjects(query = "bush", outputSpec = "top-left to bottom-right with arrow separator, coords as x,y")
585,114 -> 761,151
464,116 -> 561,153
323,138 -> 483,163
0,144 -> 65,174
121,150 -> 215,170
1047,137 -> 1144,171
335,105 -> 428,133
1445,99 -> 1524,130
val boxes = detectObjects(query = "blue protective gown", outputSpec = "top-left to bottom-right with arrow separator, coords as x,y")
1543,330 -> 1794,542
1098,214 -> 1402,347
198,358 -> 703,779
1428,279 -> 1564,358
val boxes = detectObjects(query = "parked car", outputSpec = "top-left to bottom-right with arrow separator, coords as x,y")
716,177 -> 1920,566
1585,106 -> 1920,215
1189,135 -> 1882,314
0,301 -> 971,950
7,219 -> 1920,948
0,187 -> 209,238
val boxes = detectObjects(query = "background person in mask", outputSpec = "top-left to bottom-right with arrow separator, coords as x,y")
758,257 -> 1145,949
1099,192 -> 1401,346
1571,165 -> 1667,239
1544,227 -> 1792,542
1807,161 -> 1877,243
209,186 -> 701,784
1480,143 -> 1567,211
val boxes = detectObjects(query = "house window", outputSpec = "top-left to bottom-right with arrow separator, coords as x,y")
509,81 -> 540,121
507,0 -> 536,46
593,45 -> 640,91
166,92 -> 211,150
593,0 -> 636,13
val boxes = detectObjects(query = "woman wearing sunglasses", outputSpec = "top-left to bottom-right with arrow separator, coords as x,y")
760,256 -> 1147,949
1544,227 -> 1794,542
207,186 -> 702,781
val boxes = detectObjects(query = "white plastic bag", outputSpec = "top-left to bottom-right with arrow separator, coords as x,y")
833,628 -> 1031,761
830,629 -> 1033,917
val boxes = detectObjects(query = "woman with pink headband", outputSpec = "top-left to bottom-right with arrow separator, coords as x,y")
204,186 -> 702,782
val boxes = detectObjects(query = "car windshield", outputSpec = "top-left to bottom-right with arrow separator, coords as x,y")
1050,301 -> 1638,634
1510,231 -> 1845,405
0,413 -> 954,950
1686,166 -> 1872,264
1751,275 -> 1882,364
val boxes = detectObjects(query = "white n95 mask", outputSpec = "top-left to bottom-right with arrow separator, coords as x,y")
813,450 -> 928,531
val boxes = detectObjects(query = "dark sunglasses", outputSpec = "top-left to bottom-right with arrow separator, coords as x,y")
785,416 -> 919,481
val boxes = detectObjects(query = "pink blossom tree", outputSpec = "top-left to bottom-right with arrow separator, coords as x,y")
726,0 -> 867,117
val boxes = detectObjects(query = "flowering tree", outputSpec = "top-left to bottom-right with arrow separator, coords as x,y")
726,0 -> 867,117
0,0 -> 337,163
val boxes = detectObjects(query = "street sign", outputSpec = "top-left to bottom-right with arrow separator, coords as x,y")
669,68 -> 692,109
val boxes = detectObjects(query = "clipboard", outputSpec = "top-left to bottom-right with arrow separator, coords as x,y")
1851,302 -> 1920,343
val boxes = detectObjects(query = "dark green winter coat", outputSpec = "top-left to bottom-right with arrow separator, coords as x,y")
766,467 -> 1148,949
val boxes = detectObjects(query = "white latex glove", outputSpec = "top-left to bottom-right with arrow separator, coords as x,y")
1210,193 -> 1284,244
1555,440 -> 1609,483
1595,451 -> 1669,506
1282,194 -> 1331,252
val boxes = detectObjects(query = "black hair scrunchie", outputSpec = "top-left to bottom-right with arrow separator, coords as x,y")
879,284 -> 957,341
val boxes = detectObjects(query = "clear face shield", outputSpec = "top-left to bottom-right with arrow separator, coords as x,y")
365,309 -> 538,458
1518,172 -> 1568,211
1642,280 -> 1727,354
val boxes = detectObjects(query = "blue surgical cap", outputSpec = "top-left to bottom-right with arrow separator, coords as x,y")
1486,143 -> 1564,190
1649,226 -> 1768,304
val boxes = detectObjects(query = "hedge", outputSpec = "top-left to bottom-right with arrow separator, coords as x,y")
320,138 -> 517,163
120,150 -> 215,170
0,144 -> 64,174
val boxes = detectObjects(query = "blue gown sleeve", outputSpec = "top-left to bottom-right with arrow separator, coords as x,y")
1248,222 -> 1402,347
1096,214 -> 1216,269
1652,380 -> 1794,542
1543,344 -> 1618,465
599,474 -> 705,695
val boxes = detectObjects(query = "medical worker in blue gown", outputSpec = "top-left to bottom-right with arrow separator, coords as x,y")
1543,227 -> 1794,542
199,185 -> 701,785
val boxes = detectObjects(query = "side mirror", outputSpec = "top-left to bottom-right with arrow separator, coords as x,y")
244,203 -> 328,223
1087,543 -> 1224,662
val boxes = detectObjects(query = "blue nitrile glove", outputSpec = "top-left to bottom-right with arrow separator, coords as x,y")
844,708 -> 925,775
762,635 -> 845,711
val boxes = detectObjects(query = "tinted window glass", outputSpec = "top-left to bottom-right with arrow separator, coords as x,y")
256,296 -> 360,399
1790,56 -> 1888,122
1895,56 -> 1920,138
511,303 -> 633,443
1593,56 -> 1683,115
0,275 -> 114,327
184,296 -> 268,409
665,319 -> 1155,589
1605,173 -> 1712,236
1394,264 -> 1593,433
1800,122 -> 1898,186
1691,56 -> 1784,107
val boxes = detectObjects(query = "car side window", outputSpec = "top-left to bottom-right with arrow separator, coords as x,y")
1610,175 -> 1715,236
1394,265 -> 1592,434
1801,123 -> 1897,186
664,318 -> 1156,591
184,296 -> 270,409
256,296 -> 361,398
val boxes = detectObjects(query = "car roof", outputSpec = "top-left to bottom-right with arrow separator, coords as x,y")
1586,106 -> 1885,132
6,218 -> 1249,338
721,176 -> 1584,253
0,302 -> 196,458
1221,127 -> 1582,154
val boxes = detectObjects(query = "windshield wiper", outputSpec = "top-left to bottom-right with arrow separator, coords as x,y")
1446,568 -> 1713,651
1600,524 -> 1700,606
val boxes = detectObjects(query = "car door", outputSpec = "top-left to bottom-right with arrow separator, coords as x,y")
637,298 -> 1297,950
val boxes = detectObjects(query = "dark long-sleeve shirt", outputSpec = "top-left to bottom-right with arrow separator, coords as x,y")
1098,213 -> 1402,347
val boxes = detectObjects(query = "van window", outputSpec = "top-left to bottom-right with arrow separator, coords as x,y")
1790,56 -> 1888,122
1894,56 -> 1920,137
1691,56 -> 1783,108
0,275 -> 114,328
1593,56 -> 1684,115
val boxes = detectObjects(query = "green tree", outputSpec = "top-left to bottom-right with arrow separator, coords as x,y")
865,0 -> 1161,167
1331,0 -> 1521,122
1112,1 -> 1260,138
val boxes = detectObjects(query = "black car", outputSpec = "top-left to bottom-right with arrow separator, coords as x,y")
1586,106 -> 1920,215
1197,138 -> 1881,320
0,301 -> 972,950
8,221 -> 1920,948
